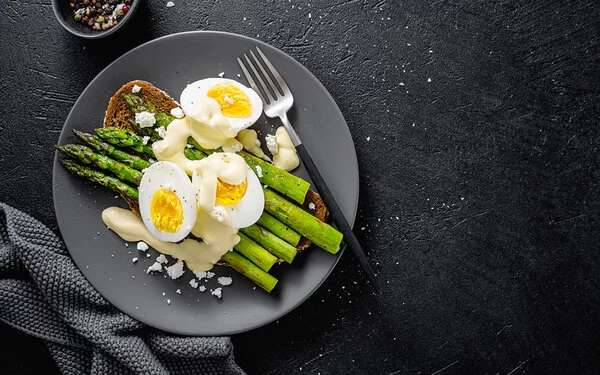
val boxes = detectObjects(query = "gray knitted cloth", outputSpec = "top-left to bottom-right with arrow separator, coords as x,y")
0,203 -> 245,375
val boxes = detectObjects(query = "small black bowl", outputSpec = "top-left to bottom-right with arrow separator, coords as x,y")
51,0 -> 140,39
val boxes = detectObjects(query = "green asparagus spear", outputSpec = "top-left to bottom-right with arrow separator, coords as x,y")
263,188 -> 343,254
57,144 -> 143,186
72,130 -> 152,171
221,251 -> 278,292
234,232 -> 278,272
238,151 -> 309,204
95,127 -> 155,158
122,93 -> 175,128
256,212 -> 301,246
60,160 -> 139,201
240,225 -> 297,264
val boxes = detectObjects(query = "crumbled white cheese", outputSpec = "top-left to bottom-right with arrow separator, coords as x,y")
176,289 -> 182,294
166,299 -> 171,305
132,257 -> 138,263
193,271 -> 207,279
132,84 -> 141,93
213,206 -> 226,222
142,136 -> 150,145
146,253 -> 151,258
137,241 -> 149,251
255,165 -> 263,178
186,144 -> 194,148
217,276 -> 233,286
265,134 -> 278,154
166,1 -> 175,7
135,111 -> 156,128
170,107 -> 184,118
189,279 -> 198,288
156,126 -> 167,139
223,95 -> 235,104
212,287 -> 222,298
308,202 -> 316,210
206,271 -> 215,279
366,136 -> 371,141
218,72 -> 225,77
166,260 -> 185,279
146,262 -> 162,273
156,254 -> 168,264
199,285 -> 207,292
149,158 -> 156,163
231,142 -> 243,152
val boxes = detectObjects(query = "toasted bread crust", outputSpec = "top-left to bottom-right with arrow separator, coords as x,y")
297,189 -> 329,253
104,81 -> 329,258
104,80 -> 180,132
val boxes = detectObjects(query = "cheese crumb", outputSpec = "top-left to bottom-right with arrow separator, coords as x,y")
166,299 -> 171,304
156,254 -> 168,264
146,262 -> 162,273
255,165 -> 263,178
223,95 -> 235,104
308,202 -> 316,210
212,287 -> 222,298
176,289 -> 182,294
166,1 -> 175,7
199,285 -> 207,292
132,84 -> 141,93
156,126 -> 167,139
170,107 -> 184,118
132,257 -> 138,263
218,72 -> 225,77
265,134 -> 278,154
231,142 -> 243,152
189,279 -> 199,288
135,111 -> 156,128
193,271 -> 207,279
217,276 -> 233,286
146,253 -> 151,258
206,271 -> 216,279
166,260 -> 185,279
142,136 -> 150,145
213,206 -> 226,222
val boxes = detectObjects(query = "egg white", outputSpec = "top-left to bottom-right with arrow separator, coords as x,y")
138,161 -> 198,242
180,78 -> 263,132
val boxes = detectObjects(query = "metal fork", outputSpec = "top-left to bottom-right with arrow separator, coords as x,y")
238,47 -> 380,294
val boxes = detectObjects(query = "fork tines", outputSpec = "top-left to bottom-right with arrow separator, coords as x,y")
237,47 -> 291,105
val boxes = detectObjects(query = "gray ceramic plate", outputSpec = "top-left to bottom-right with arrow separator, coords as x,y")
53,31 -> 359,336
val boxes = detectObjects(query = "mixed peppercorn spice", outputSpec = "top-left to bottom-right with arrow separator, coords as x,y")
70,0 -> 133,31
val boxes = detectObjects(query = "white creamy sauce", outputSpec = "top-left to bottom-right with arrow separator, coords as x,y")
102,207 -> 239,271
273,126 -> 300,171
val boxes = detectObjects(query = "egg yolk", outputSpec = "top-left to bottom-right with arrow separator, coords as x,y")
207,83 -> 252,118
216,178 -> 247,206
150,188 -> 184,233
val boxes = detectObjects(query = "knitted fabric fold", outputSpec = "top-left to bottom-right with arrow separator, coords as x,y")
0,203 -> 245,375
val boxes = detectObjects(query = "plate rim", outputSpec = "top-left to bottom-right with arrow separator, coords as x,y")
52,30 -> 360,335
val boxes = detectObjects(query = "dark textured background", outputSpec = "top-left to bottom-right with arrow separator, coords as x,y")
2,0 -> 600,374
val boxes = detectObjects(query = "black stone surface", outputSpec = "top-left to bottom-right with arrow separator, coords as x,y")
1,0 -> 599,374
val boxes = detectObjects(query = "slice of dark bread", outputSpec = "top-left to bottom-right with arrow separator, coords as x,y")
104,80 -> 180,132
103,80 -> 328,253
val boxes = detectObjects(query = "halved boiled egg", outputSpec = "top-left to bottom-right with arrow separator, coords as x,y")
138,161 -> 197,242
219,165 -> 264,229
192,153 -> 264,229
180,78 -> 263,132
